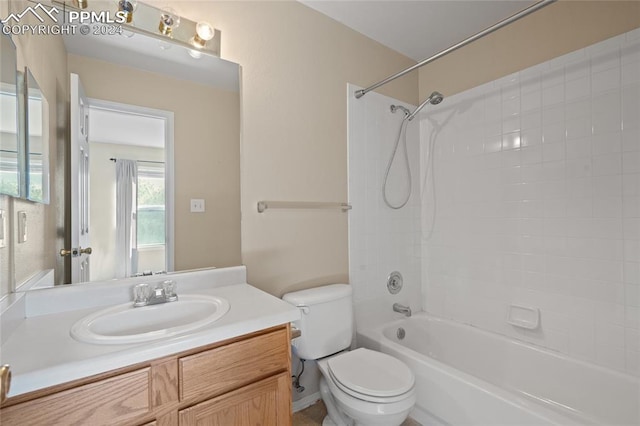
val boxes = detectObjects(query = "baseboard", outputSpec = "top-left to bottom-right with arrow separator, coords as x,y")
292,392 -> 321,413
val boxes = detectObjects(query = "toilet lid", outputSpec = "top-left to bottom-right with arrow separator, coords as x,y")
327,348 -> 414,399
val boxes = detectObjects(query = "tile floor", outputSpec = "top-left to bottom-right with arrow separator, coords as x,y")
293,400 -> 422,425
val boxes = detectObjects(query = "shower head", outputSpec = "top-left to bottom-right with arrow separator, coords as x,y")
390,104 -> 411,117
407,91 -> 444,121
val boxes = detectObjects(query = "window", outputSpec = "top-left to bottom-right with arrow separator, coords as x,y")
137,164 -> 165,247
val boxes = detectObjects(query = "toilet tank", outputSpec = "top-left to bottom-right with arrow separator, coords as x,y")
282,284 -> 353,360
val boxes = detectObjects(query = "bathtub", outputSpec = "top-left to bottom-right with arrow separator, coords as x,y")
357,313 -> 639,426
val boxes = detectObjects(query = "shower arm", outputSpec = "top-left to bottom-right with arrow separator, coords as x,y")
354,0 -> 557,99
407,98 -> 430,121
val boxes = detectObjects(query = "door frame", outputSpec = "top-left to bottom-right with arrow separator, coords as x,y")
87,98 -> 175,274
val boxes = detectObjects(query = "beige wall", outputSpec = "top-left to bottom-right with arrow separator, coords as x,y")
172,0 -> 418,296
68,54 -> 241,272
418,1 -> 640,99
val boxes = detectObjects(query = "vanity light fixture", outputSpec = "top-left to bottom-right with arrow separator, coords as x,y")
190,21 -> 214,49
73,0 -> 88,9
158,8 -> 180,36
117,0 -> 137,24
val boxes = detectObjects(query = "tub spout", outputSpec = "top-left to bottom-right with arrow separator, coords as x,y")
393,303 -> 411,317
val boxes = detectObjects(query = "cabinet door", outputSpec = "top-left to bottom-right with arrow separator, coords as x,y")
179,372 -> 291,426
0,368 -> 151,425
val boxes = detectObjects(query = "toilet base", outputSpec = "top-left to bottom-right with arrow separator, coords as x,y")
320,376 -> 353,426
321,415 -> 338,426
319,375 -> 413,426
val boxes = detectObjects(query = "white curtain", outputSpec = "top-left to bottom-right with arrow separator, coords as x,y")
115,159 -> 138,278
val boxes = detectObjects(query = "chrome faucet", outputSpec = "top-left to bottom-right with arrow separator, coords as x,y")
133,280 -> 178,307
393,303 -> 411,317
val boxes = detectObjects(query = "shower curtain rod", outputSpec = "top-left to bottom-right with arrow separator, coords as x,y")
354,0 -> 557,99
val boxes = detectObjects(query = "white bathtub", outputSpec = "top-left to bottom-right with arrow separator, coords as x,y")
357,313 -> 639,426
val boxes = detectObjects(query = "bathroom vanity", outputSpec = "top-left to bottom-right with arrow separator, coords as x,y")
0,267 -> 299,425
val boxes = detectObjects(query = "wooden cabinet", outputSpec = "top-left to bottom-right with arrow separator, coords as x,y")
0,325 -> 292,426
178,373 -> 290,426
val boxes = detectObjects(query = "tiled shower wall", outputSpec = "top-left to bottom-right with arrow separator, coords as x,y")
348,85 -> 422,328
421,29 -> 640,376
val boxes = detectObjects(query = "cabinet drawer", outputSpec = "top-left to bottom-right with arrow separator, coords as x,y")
178,372 -> 291,426
180,328 -> 289,401
0,368 -> 151,426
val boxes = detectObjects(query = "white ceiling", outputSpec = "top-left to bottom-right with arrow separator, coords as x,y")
89,107 -> 165,149
300,0 -> 537,61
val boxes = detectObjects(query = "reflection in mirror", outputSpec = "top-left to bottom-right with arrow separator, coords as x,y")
57,27 -> 240,285
0,30 -> 21,198
25,68 -> 49,204
8,3 -> 241,290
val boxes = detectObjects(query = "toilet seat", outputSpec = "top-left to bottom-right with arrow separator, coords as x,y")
327,348 -> 415,403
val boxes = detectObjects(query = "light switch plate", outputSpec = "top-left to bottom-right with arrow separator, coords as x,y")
18,211 -> 27,243
0,209 -> 5,248
190,199 -> 205,213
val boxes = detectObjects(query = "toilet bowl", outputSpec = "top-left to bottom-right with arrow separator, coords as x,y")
282,284 -> 416,426
316,348 -> 416,426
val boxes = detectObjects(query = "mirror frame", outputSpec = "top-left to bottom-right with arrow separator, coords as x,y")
24,67 -> 50,204
0,28 -> 25,199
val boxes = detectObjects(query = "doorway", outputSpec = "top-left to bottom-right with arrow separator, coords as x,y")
87,99 -> 174,281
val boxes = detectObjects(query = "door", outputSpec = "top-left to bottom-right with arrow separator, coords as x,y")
69,73 -> 91,283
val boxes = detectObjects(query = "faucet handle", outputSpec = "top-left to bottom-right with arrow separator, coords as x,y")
133,283 -> 150,306
162,280 -> 178,301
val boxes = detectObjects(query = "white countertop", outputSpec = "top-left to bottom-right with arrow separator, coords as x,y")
0,267 -> 300,397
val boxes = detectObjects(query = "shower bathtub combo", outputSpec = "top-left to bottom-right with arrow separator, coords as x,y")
358,313 -> 639,426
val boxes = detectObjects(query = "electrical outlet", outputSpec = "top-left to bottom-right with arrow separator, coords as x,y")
190,199 -> 205,213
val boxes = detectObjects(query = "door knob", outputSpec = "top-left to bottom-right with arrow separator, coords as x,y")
59,247 -> 92,257
0,364 -> 11,403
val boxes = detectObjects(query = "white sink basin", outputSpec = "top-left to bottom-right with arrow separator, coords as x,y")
70,295 -> 230,345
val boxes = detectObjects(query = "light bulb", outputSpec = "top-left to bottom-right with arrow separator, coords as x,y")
117,0 -> 137,24
158,8 -> 180,36
73,0 -> 88,9
191,22 -> 214,48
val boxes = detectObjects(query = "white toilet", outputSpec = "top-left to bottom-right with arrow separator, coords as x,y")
283,284 -> 416,426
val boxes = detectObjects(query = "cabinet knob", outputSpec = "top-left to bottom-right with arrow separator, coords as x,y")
0,364 -> 11,403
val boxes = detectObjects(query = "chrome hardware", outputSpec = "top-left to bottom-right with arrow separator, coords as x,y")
387,271 -> 403,294
296,304 -> 310,315
393,303 -> 411,317
0,364 -> 11,403
59,246 -> 92,257
133,280 -> 178,307
257,201 -> 351,213
291,326 -> 302,340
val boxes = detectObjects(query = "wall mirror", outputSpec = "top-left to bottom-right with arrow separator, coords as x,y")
0,30 -> 22,198
25,68 -> 49,204
13,1 -> 241,288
